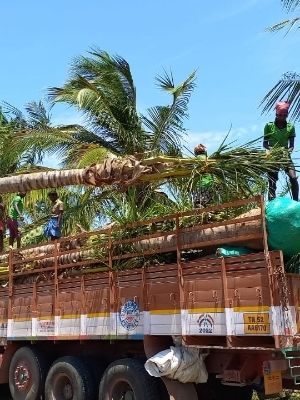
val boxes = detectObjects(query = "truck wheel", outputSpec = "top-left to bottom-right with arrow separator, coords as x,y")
45,356 -> 95,400
98,358 -> 161,400
9,346 -> 47,400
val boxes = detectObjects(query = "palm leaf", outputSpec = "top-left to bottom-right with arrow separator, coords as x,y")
260,72 -> 300,121
142,70 -> 196,155
0,138 -> 294,195
48,50 -> 145,155
267,17 -> 300,34
281,0 -> 300,11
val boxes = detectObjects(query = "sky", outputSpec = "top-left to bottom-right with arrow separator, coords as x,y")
0,0 -> 299,161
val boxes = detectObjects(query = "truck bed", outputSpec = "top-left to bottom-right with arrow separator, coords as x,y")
0,196 -> 298,350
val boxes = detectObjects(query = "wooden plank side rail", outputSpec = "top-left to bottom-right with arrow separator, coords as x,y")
4,196 -> 264,283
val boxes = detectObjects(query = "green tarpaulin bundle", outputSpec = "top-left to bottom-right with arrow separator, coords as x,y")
266,197 -> 300,257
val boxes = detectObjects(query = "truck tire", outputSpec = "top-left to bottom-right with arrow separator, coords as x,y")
98,358 -> 161,400
9,346 -> 47,400
45,356 -> 95,400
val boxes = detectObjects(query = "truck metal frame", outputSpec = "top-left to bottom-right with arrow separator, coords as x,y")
1,195 -> 300,399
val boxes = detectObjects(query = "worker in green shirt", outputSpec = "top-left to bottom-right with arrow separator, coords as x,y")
263,101 -> 298,201
193,144 -> 215,207
7,192 -> 26,249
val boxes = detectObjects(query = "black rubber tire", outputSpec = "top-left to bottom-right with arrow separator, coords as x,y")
45,356 -> 95,400
9,346 -> 47,400
98,358 -> 162,400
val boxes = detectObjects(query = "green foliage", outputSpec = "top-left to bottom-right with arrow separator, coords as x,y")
0,48 -> 291,249
261,72 -> 300,121
262,1 -> 300,119
281,0 -> 300,12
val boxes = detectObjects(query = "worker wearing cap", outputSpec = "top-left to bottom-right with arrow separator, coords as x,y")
263,101 -> 299,201
193,144 -> 215,207
7,192 -> 27,249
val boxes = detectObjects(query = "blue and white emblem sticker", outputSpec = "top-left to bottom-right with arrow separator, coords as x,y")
197,313 -> 214,334
119,300 -> 140,331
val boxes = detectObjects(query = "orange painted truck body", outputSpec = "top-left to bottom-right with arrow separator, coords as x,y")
1,196 -> 300,398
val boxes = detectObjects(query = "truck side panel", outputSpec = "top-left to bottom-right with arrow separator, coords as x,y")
0,251 -> 297,350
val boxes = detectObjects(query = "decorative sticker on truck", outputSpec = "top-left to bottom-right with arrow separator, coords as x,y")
119,300 -> 140,331
197,314 -> 214,334
243,313 -> 270,334
37,320 -> 55,335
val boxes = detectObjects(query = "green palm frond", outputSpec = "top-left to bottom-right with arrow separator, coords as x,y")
142,71 -> 196,155
260,72 -> 300,121
2,101 -> 25,122
267,17 -> 300,34
0,107 -> 9,125
281,0 -> 300,11
87,49 -> 136,103
59,187 -> 106,234
48,49 -> 145,155
100,186 -> 172,226
13,126 -> 77,163
25,101 -> 51,129
66,144 -> 111,168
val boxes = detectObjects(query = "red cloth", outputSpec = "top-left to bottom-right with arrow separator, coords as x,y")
7,218 -> 21,239
275,101 -> 289,115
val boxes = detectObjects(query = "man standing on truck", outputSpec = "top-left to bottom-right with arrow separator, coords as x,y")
44,191 -> 64,241
263,101 -> 299,201
7,192 -> 26,249
193,144 -> 215,207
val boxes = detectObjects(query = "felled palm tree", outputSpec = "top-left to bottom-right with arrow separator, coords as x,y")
261,1 -> 300,120
0,143 -> 291,194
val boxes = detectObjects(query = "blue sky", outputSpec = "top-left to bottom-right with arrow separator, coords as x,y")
0,0 -> 298,159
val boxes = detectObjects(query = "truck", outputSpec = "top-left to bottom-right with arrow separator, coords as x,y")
0,194 -> 300,400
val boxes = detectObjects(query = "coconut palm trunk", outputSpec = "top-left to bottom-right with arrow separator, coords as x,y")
0,157 -> 204,193
0,149 -> 291,194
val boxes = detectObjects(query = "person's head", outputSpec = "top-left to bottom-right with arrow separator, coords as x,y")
194,143 -> 207,156
18,192 -> 27,198
48,191 -> 58,202
275,101 -> 289,122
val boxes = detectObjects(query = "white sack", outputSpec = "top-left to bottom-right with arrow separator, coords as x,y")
144,346 -> 208,384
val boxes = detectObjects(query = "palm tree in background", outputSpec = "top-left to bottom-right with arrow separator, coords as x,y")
261,0 -> 300,120
17,49 -> 196,167
0,102 -> 107,243
9,49 -> 197,232
0,105 -> 41,175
